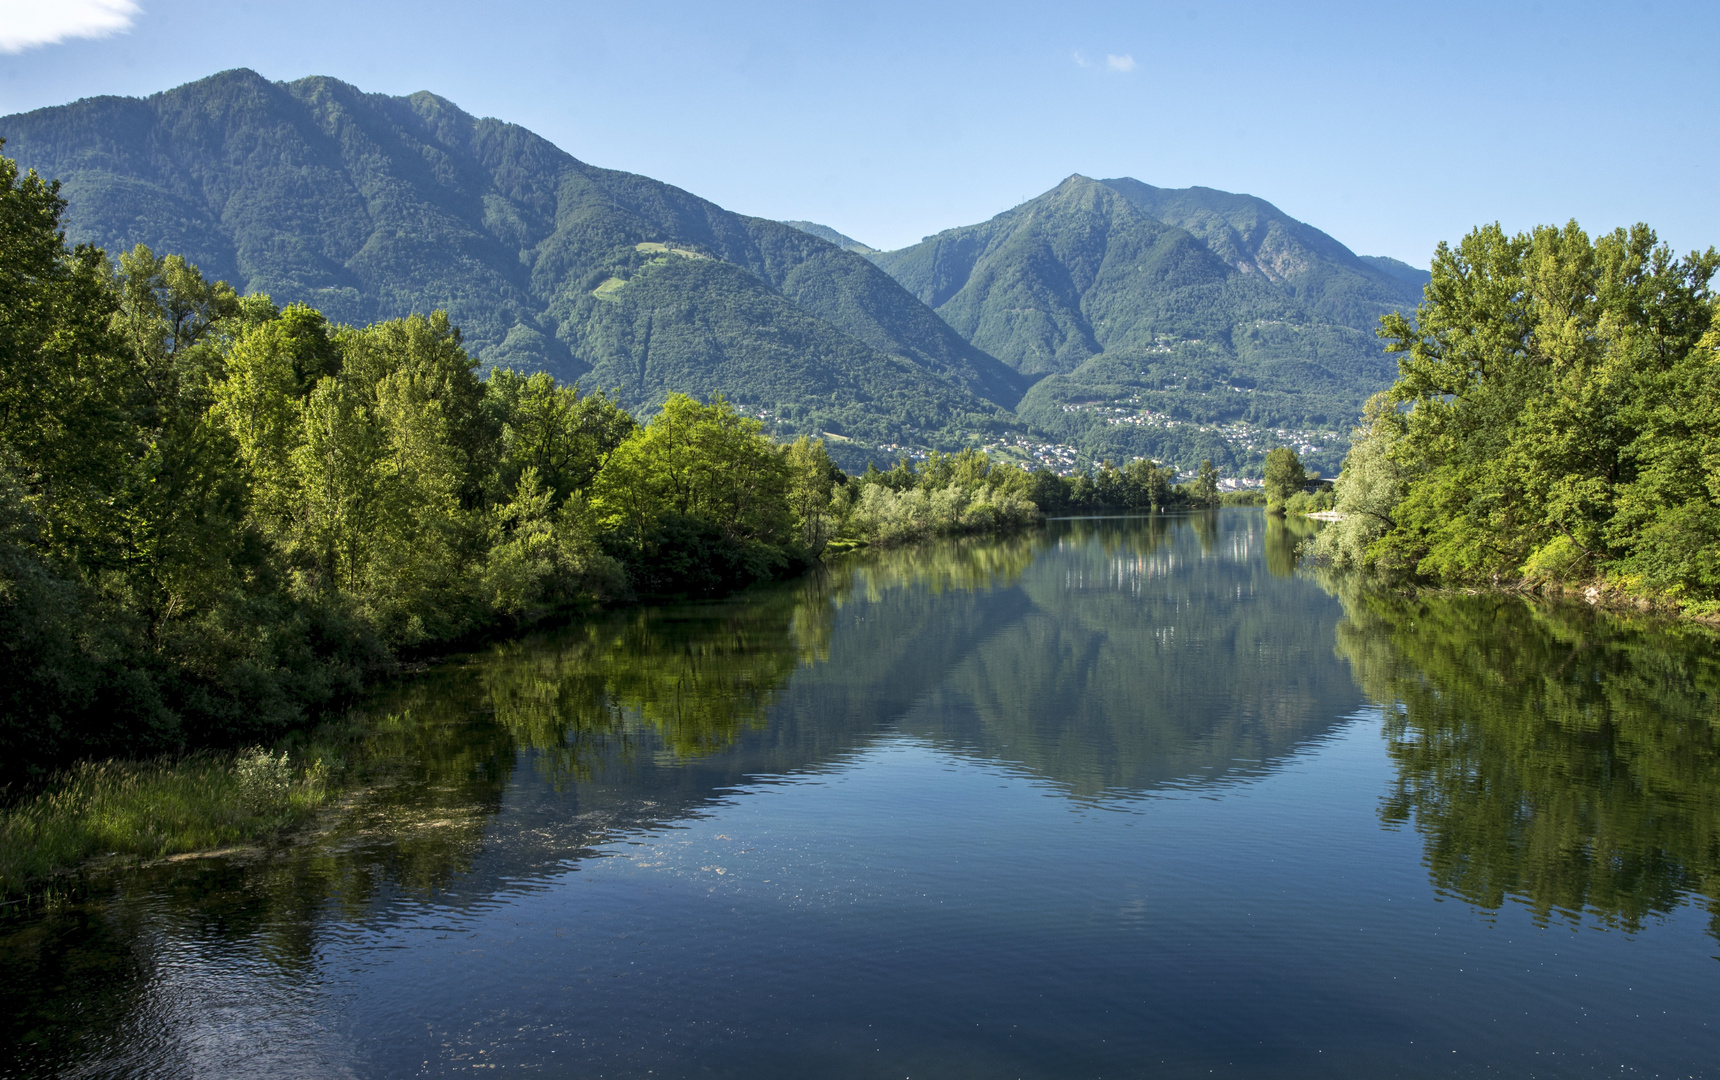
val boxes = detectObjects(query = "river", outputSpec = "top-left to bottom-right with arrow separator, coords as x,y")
4,510 -> 1717,1078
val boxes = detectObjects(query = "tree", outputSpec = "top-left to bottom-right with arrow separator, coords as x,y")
1307,394 -> 1407,569
1369,220 -> 1718,593
486,369 -> 634,509
784,436 -> 842,556
1194,460 -> 1220,507
1263,447 -> 1307,512
590,395 -> 794,594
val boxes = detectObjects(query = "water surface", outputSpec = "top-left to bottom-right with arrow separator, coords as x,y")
5,511 -> 1718,1078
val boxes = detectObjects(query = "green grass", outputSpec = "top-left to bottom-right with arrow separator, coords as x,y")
0,749 -> 332,897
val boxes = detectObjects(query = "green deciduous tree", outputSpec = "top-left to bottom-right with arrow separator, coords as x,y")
1263,447 -> 1307,511
1194,459 -> 1220,507
1339,220 -> 1720,606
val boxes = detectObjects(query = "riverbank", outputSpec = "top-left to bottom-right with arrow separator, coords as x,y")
0,749 -> 333,900
3,503 -> 1237,899
0,516 -> 1037,899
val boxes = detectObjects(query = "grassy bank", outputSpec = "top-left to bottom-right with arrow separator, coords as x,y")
0,748 -> 333,898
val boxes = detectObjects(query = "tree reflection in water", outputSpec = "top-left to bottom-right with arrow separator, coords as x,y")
480,532 -> 1043,786
1328,578 -> 1720,941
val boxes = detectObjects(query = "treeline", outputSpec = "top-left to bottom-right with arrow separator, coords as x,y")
0,153 -> 1064,786
1312,220 -> 1720,613
1015,456 -> 1222,517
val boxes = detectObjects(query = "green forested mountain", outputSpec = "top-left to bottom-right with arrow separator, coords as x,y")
0,70 -> 1025,462
782,220 -> 879,255
1097,178 -> 1426,332
870,176 -> 1424,474
2,69 -> 1431,476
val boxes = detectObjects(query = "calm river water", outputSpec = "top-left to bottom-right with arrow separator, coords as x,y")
4,511 -> 1718,1078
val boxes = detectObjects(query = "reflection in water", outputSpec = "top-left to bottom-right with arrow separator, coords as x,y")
1264,512 -> 1318,577
899,515 -> 1359,797
9,512 -> 1720,1078
1329,578 -> 1720,941
9,513 -> 1357,1074
486,590 -> 820,782
0,696 -> 519,1075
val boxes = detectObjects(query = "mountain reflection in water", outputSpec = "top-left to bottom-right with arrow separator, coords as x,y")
4,511 -> 1719,1079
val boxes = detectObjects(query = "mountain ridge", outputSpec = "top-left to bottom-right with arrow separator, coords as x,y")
782,220 -> 878,255
867,173 -> 1422,473
4,71 -> 1432,474
0,69 -> 1026,462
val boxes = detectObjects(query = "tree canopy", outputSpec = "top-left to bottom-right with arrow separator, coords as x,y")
1312,220 -> 1720,612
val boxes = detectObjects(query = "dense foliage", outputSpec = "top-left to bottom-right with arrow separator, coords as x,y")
0,140 -> 1084,787
4,148 -> 938,786
1312,221 -> 1720,613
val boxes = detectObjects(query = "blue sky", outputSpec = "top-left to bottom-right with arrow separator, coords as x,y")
1,0 -> 1714,262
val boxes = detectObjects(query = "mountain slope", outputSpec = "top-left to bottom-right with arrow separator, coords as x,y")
0,70 -> 1025,458
1096,178 -> 1425,332
782,220 -> 878,255
870,176 -> 1422,474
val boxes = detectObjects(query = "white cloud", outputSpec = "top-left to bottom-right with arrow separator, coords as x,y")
1072,50 -> 1137,73
0,0 -> 140,55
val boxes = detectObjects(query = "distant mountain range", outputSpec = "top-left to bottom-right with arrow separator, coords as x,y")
1,70 -> 1428,475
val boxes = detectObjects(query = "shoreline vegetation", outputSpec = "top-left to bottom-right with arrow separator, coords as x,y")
1304,220 -> 1720,623
0,150 -> 1236,897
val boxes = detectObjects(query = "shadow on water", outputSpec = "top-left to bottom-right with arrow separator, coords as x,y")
1321,572 -> 1720,943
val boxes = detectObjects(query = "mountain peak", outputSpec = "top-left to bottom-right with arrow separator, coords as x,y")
781,220 -> 878,255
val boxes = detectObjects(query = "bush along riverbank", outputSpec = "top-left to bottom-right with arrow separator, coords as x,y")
1307,219 -> 1720,619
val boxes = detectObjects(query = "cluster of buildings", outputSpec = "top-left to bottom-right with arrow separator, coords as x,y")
1060,400 -> 1340,462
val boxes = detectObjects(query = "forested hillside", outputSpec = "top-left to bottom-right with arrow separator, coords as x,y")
0,70 -> 1025,466
871,176 -> 1423,474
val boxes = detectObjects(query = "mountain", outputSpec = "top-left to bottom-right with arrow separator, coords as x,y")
1357,255 -> 1433,290
3,69 -> 1433,476
782,220 -> 878,255
869,176 -> 1426,474
1096,178 -> 1427,332
0,70 -> 1026,463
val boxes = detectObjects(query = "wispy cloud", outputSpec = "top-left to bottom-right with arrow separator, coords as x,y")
0,0 -> 141,55
1072,50 -> 1137,73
